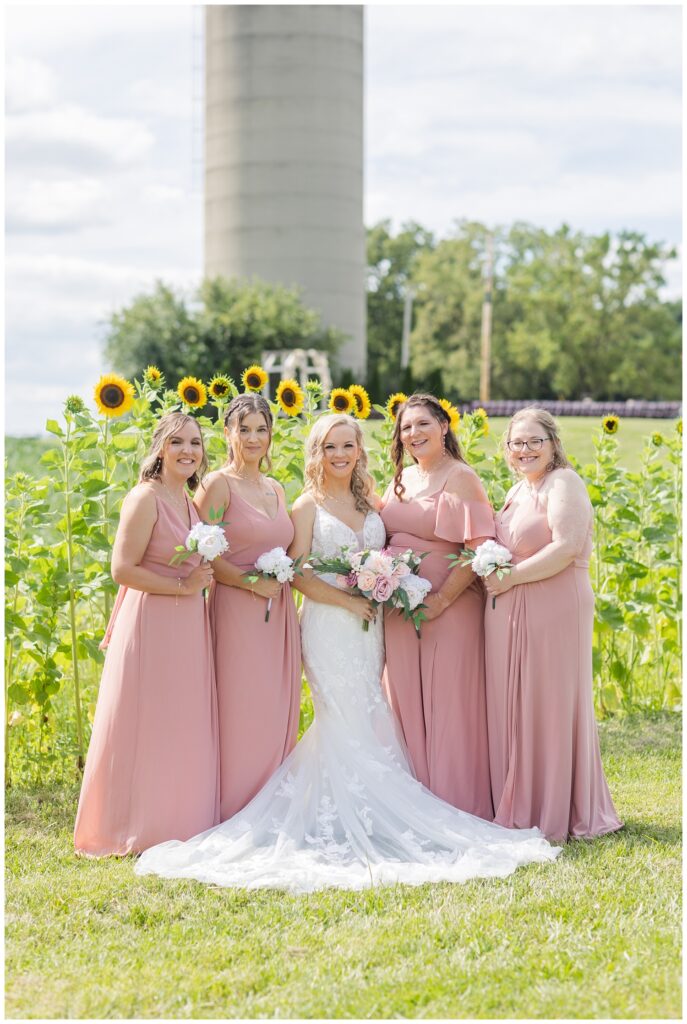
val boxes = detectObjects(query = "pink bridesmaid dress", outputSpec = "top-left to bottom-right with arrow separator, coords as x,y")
74,494 -> 220,856
210,486 -> 302,821
485,475 -> 622,841
381,466 -> 495,819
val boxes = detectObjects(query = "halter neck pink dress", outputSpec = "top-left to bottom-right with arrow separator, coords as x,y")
485,474 -> 622,841
74,494 -> 220,856
381,465 -> 496,819
210,482 -> 301,822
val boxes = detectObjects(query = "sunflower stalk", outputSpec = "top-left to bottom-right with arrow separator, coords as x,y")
62,414 -> 85,770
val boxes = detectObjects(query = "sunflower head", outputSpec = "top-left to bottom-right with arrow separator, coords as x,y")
242,364 -> 269,392
143,365 -> 164,389
602,415 -> 619,435
177,376 -> 207,410
386,392 -> 408,420
471,407 -> 489,434
329,388 -> 354,415
208,375 -> 233,401
348,384 -> 371,420
651,432 -> 664,448
65,394 -> 86,415
438,398 -> 460,432
276,378 -> 305,417
676,419 -> 682,436
94,373 -> 135,419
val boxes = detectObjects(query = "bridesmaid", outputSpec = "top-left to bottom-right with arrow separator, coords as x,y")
381,394 -> 495,819
74,413 -> 219,855
484,407 -> 622,841
196,393 -> 301,821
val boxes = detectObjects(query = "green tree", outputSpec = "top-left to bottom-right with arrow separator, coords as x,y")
366,220 -> 435,400
105,277 -> 342,391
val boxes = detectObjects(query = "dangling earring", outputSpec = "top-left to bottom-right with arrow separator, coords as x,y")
441,432 -> 447,457
154,455 -> 163,474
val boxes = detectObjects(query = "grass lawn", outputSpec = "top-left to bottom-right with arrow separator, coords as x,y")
5,713 -> 680,1019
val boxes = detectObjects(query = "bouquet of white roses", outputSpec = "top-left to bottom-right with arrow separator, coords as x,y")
244,546 -> 303,622
452,539 -> 514,608
170,521 -> 229,565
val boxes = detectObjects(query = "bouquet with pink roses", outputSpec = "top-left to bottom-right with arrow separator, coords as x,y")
308,547 -> 431,632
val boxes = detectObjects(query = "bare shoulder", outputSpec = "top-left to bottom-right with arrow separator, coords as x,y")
120,483 -> 158,525
266,476 -> 286,498
547,466 -> 589,500
444,460 -> 489,502
368,491 -> 383,512
198,469 -> 231,500
291,491 -> 317,518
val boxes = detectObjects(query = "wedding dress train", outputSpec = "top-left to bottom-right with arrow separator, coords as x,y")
136,508 -> 560,892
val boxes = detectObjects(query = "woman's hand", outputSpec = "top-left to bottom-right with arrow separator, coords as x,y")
346,595 -> 378,623
420,593 -> 449,622
483,569 -> 515,598
248,576 -> 282,600
181,562 -> 215,595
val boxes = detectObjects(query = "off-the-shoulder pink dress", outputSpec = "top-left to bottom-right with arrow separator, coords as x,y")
381,465 -> 496,819
485,475 -> 622,841
210,485 -> 302,821
74,494 -> 220,856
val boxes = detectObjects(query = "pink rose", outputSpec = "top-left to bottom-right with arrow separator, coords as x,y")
392,561 -> 411,578
356,569 -> 376,593
373,576 -> 394,602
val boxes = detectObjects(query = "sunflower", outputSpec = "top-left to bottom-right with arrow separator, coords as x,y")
348,384 -> 371,420
471,407 -> 489,435
651,432 -> 664,447
329,388 -> 354,414
276,378 -> 305,416
65,394 -> 86,415
386,392 -> 408,419
93,373 -> 135,419
242,364 -> 268,392
143,365 -> 163,388
676,419 -> 682,436
438,398 -> 460,432
602,415 -> 619,435
177,376 -> 207,409
208,375 -> 233,400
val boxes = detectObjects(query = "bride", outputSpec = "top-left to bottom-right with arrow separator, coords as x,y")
136,415 -> 560,892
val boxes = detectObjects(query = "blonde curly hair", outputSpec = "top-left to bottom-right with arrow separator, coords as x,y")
304,414 -> 376,514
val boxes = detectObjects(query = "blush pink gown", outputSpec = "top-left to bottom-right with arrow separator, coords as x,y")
210,487 -> 302,821
74,494 -> 220,856
381,466 -> 496,819
485,476 -> 622,842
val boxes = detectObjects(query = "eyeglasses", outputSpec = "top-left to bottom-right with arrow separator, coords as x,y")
506,437 -> 551,453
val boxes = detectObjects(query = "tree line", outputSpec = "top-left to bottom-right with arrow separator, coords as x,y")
105,220 -> 681,405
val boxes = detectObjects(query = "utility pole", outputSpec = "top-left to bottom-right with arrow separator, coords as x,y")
400,285 -> 416,370
479,234 -> 494,404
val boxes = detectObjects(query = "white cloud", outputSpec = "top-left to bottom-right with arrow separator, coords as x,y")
7,177 -> 109,232
6,104 -> 154,169
5,56 -> 58,113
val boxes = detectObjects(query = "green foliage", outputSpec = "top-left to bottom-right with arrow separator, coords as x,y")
105,278 -> 344,395
4,376 -> 682,785
371,219 -> 681,402
5,715 -> 680,1018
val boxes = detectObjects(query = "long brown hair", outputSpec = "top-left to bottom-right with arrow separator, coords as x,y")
304,414 -> 376,514
506,407 -> 570,474
139,412 -> 207,492
391,393 -> 466,499
223,393 -> 273,473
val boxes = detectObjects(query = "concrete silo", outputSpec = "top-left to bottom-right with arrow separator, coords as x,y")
205,5 -> 365,375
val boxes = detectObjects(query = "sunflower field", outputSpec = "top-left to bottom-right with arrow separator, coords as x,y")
4,367 -> 682,786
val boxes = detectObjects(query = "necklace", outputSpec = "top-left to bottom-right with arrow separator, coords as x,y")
324,491 -> 356,508
416,454 -> 447,482
160,479 -> 187,511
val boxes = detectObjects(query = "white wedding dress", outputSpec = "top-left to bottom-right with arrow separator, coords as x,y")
136,508 -> 560,892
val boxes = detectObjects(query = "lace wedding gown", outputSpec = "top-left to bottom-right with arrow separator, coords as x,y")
136,508 -> 560,892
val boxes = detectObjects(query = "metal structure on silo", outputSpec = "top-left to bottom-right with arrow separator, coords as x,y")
205,5 -> 365,375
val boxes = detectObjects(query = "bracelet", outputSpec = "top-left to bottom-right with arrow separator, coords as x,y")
175,577 -> 183,606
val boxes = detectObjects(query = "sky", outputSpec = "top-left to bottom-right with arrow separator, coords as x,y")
5,3 -> 682,435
